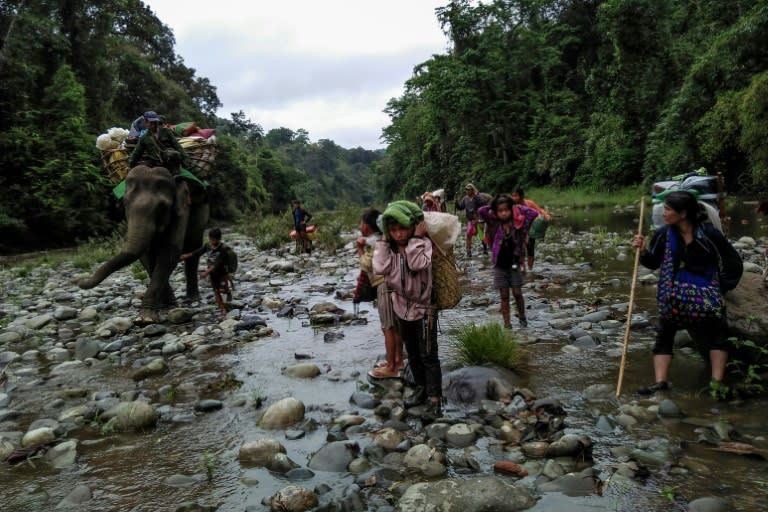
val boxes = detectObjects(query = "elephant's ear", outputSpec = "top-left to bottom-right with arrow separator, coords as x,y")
174,180 -> 191,217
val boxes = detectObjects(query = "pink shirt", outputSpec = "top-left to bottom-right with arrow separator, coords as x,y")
372,237 -> 433,321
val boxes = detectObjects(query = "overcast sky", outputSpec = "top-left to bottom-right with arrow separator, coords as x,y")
144,1 -> 450,149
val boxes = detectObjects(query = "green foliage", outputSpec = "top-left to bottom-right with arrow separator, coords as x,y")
238,212 -> 293,251
448,322 -> 522,369
727,338 -> 768,396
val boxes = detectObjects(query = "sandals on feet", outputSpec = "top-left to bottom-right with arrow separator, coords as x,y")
368,368 -> 400,379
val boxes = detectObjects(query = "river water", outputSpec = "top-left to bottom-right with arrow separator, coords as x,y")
1,199 -> 767,511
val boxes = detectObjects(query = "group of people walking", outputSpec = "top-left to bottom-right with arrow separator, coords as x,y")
355,184 -> 746,410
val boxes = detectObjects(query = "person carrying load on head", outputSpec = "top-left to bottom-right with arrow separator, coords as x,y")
511,188 -> 552,272
127,110 -> 157,139
128,111 -> 190,173
456,183 -> 490,258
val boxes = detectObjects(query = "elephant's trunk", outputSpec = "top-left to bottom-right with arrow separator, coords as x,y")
78,212 -> 157,289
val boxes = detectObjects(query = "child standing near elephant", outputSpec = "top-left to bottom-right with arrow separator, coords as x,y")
181,227 -> 233,319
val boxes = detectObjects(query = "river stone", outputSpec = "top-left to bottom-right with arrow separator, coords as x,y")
25,314 -> 54,330
658,399 -> 684,418
308,441 -> 359,472
0,350 -> 20,365
22,427 -> 56,447
56,484 -> 92,508
47,347 -> 70,362
50,360 -> 87,376
445,424 -> 476,448
572,335 -> 598,349
270,484 -> 318,512
398,476 -> 536,511
167,308 -> 195,324
349,391 -> 378,409
285,468 -> 315,481
333,414 -> 365,430
45,439 -> 78,468
537,468 -> 596,496
404,443 -> 447,477
238,437 -> 286,467
75,338 -> 102,360
164,474 -> 199,487
521,441 -> 549,458
425,422 -> 451,440
443,366 -> 517,404
546,434 -> 582,457
195,399 -> 223,412
132,358 -> 169,381
258,397 -> 305,429
96,316 -> 133,335
267,452 -> 300,474
53,306 -> 78,321
282,363 -> 321,379
687,497 -> 731,512
373,428 -> 404,451
0,331 -> 22,344
582,383 -> 615,402
112,401 -> 159,431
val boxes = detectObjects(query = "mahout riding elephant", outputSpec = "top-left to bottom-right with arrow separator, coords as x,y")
78,165 -> 209,323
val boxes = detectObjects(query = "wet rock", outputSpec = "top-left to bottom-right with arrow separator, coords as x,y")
658,399 -> 684,418
267,452 -> 300,474
444,367 -> 519,404
403,443 -> 447,477
132,358 -> 169,381
175,503 -> 218,512
285,468 -> 315,481
110,401 -> 159,431
195,399 -> 223,412
536,468 -> 597,496
546,434 -> 591,458
333,414 -> 365,429
269,485 -> 318,512
236,315 -> 268,331
373,428 -> 404,451
445,424 -> 476,448
521,441 -> 549,458
323,331 -> 344,343
572,335 -> 598,349
582,383 -> 615,402
55,484 -> 92,508
398,476 -> 535,511
281,363 -> 320,379
22,427 -> 56,447
349,391 -> 378,409
44,439 -> 77,468
0,331 -> 22,344
687,496 -> 731,512
239,438 -> 286,466
307,440 -> 359,472
258,397 -> 305,429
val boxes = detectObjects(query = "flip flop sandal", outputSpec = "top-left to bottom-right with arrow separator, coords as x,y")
368,368 -> 399,379
375,361 -> 388,369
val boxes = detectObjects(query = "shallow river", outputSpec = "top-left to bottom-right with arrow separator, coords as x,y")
2,199 -> 767,512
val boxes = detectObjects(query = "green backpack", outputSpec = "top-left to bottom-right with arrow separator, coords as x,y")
221,244 -> 238,274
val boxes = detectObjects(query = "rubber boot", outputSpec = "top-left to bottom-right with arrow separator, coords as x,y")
501,301 -> 511,329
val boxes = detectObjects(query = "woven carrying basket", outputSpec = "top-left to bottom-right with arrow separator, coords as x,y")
431,242 -> 461,309
101,149 -> 130,184
178,137 -> 217,178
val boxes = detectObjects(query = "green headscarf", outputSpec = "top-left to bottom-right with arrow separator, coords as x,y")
378,200 -> 424,236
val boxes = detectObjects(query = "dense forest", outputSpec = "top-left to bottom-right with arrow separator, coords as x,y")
0,0 -> 381,252
2,0 -> 768,253
378,0 -> 768,201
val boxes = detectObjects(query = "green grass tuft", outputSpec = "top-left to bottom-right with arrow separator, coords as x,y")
448,322 -> 522,369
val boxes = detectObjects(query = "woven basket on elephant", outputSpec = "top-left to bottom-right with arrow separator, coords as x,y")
178,136 -> 217,178
100,149 -> 130,184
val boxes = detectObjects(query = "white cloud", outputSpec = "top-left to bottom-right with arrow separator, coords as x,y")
144,0 -> 449,148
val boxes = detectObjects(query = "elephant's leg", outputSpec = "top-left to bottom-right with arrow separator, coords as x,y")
182,186 -> 210,301
143,244 -> 180,312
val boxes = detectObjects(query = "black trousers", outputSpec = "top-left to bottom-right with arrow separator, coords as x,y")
398,314 -> 442,398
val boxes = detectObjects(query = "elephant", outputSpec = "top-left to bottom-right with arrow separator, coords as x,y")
78,165 -> 210,323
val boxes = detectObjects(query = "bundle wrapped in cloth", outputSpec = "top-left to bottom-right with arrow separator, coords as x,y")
95,127 -> 131,183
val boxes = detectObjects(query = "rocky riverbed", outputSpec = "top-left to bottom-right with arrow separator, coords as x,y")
1,208 -> 767,512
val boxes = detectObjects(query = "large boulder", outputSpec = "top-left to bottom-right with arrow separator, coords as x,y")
723,273 -> 768,344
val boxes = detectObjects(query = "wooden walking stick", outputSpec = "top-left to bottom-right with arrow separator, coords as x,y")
616,197 -> 645,397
